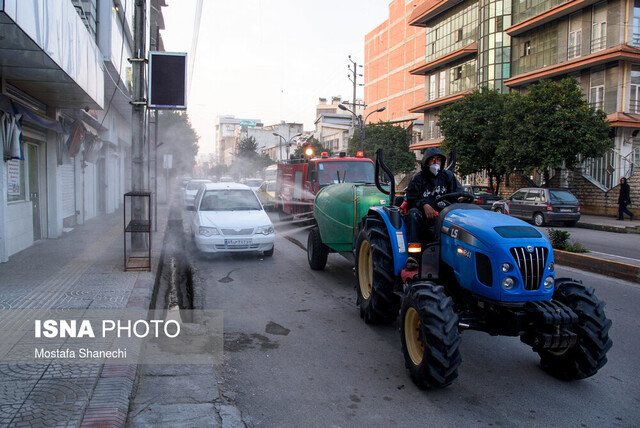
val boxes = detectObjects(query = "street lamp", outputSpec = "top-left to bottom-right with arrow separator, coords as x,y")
273,132 -> 302,161
339,104 -> 386,152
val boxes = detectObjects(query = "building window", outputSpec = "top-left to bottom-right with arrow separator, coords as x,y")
590,69 -> 605,110
523,41 -> 531,56
591,2 -> 607,52
454,66 -> 462,81
456,29 -> 463,42
631,66 -> 640,113
634,0 -> 640,46
496,16 -> 503,32
429,74 -> 436,100
439,71 -> 446,98
568,13 -> 582,59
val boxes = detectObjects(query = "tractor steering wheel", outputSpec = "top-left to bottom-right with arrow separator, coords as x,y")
434,192 -> 474,209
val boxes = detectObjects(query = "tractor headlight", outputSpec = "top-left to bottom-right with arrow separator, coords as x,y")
544,276 -> 555,289
548,262 -> 554,272
502,277 -> 515,290
199,227 -> 219,237
501,263 -> 511,273
256,225 -> 274,235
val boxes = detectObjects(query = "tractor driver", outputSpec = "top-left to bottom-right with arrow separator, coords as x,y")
405,147 -> 462,249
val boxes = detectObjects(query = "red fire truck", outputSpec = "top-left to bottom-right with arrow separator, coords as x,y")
276,151 -> 376,221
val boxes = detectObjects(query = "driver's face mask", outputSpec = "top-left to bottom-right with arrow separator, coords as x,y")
429,163 -> 441,176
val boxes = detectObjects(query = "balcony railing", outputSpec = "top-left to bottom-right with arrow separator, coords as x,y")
591,36 -> 606,52
567,44 -> 581,59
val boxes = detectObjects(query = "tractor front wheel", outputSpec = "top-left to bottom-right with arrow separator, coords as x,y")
307,227 -> 328,270
354,215 -> 400,324
538,278 -> 612,380
400,282 -> 462,389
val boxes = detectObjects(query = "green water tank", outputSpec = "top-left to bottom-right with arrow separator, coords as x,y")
314,183 -> 389,252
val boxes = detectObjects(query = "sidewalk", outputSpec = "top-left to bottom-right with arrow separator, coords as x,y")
576,213 -> 640,235
0,205 -> 166,427
553,214 -> 640,283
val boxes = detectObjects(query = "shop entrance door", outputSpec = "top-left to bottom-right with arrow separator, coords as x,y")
26,143 -> 41,241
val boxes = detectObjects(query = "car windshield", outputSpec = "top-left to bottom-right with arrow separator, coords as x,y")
549,190 -> 578,203
317,161 -> 375,185
472,186 -> 494,195
199,189 -> 263,211
187,180 -> 210,190
266,182 -> 276,192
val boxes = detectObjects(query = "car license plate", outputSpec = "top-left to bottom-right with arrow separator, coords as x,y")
225,239 -> 251,246
560,209 -> 572,213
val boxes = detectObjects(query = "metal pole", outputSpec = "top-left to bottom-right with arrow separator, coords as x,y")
131,0 -> 146,193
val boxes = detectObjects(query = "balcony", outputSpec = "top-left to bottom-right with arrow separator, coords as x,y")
506,0 -> 602,37
409,42 -> 477,76
409,89 -> 473,113
0,0 -> 104,109
409,0 -> 465,28
506,44 -> 640,88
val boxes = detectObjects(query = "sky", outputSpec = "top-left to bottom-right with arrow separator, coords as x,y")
160,0 -> 392,156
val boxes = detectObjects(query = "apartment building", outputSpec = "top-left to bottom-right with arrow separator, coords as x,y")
0,0 -> 165,262
364,0 -> 426,126
403,0 -> 639,213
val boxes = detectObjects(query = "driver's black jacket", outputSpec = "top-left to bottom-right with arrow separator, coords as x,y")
405,148 -> 462,212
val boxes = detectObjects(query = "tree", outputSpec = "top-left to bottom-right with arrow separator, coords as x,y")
347,122 -> 416,174
500,77 -> 612,185
157,110 -> 199,176
230,136 -> 272,178
438,88 -> 511,193
236,136 -> 258,158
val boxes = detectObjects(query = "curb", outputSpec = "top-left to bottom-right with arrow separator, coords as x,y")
554,249 -> 640,283
577,222 -> 640,234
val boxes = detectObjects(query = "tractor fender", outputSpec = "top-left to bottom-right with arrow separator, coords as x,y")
368,205 -> 408,275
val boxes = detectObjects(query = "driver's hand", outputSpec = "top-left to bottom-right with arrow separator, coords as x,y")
423,204 -> 436,220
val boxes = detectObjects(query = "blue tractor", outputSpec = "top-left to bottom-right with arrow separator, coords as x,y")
353,150 -> 612,389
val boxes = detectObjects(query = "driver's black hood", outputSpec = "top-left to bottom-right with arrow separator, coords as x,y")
420,147 -> 446,173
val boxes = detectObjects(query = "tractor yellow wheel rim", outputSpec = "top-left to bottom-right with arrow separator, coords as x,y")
404,307 -> 424,366
358,240 -> 372,300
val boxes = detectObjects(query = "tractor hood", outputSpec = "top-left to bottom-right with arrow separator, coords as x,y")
441,209 -> 549,250
440,207 -> 555,303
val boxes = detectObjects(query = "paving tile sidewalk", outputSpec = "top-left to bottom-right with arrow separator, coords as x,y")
0,205 -> 167,427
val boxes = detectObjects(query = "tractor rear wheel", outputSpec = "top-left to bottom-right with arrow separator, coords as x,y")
354,215 -> 400,324
538,278 -> 612,380
400,282 -> 462,389
307,227 -> 328,270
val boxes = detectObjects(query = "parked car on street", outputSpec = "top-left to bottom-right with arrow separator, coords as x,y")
188,182 -> 275,256
462,185 -> 501,210
256,180 -> 276,210
492,187 -> 581,226
183,179 -> 212,207
245,178 -> 263,193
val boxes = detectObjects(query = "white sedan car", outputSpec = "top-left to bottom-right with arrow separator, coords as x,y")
184,178 -> 212,207
189,182 -> 275,256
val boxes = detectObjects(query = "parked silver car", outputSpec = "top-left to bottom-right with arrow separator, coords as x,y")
492,187 -> 581,226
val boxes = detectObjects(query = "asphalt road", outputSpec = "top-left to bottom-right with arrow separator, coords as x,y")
190,216 -> 640,428
540,226 -> 640,266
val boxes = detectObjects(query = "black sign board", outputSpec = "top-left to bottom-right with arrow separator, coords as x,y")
149,52 -> 187,109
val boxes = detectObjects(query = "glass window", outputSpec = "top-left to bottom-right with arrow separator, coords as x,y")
630,66 -> 640,113
590,68 -> 605,109
568,13 -> 582,59
591,2 -> 607,52
511,190 -> 527,200
429,74 -> 436,100
523,41 -> 531,56
439,71 -> 447,98
634,0 -> 640,46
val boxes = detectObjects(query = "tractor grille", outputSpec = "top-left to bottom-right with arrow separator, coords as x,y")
510,247 -> 548,291
221,228 -> 254,236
